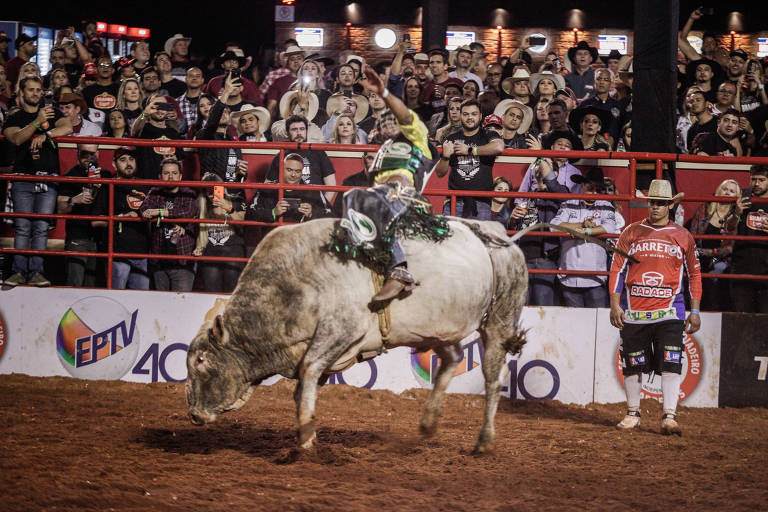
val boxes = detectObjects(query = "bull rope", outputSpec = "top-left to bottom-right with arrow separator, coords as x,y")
370,269 -> 393,344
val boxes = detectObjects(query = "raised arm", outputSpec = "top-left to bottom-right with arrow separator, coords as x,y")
360,64 -> 413,126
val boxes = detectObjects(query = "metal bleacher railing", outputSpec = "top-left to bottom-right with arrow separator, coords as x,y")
1,135 -> 767,289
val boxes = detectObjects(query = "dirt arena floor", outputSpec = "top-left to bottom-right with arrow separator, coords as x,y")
1,374 -> 767,512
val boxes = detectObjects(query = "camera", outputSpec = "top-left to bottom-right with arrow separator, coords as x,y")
529,36 -> 546,46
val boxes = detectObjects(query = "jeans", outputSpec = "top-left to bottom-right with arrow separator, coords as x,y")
526,256 -> 557,306
113,258 -> 150,290
199,244 -> 244,293
442,199 -> 491,220
154,266 -> 195,291
11,181 -> 57,276
561,284 -> 609,308
65,239 -> 98,287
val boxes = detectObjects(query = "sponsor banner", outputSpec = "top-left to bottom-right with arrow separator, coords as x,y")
718,313 -> 768,407
593,309 -> 721,407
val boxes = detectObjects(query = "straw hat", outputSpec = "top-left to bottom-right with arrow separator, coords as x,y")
501,68 -> 531,96
279,90 -> 319,121
494,99 -> 533,134
326,92 -> 369,123
529,70 -> 566,94
230,104 -> 271,134
636,180 -> 684,203
164,34 -> 191,56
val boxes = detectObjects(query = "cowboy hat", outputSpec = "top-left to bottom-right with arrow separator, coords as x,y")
164,34 -> 191,56
542,130 -> 583,151
571,167 -> 606,188
568,105 -> 613,134
58,92 -> 88,114
494,99 -> 533,134
279,90 -> 320,121
684,58 -> 726,87
501,68 -> 531,96
413,52 -> 429,64
230,104 -> 271,134
567,41 -> 599,64
326,92 -> 369,123
283,45 -> 305,57
600,49 -> 623,64
636,179 -> 684,203
529,70 -> 566,94
618,55 -> 634,76
306,53 -> 335,66
216,49 -> 247,68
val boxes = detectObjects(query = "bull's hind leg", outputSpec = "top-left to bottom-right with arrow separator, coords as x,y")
474,333 -> 507,455
419,343 -> 462,437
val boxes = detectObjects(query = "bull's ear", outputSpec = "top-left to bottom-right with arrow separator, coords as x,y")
213,314 -> 225,343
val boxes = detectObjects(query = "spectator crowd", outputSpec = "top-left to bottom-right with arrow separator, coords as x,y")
0,9 -> 766,312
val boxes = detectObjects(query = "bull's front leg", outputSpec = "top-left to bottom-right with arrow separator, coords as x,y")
294,332 -> 359,450
420,344 -> 461,437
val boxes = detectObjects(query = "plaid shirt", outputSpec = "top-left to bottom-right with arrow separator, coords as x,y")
176,93 -> 199,133
259,67 -> 291,96
139,186 -> 199,264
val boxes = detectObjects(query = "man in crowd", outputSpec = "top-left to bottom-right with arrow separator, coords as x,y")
91,147 -> 150,290
266,46 -> 305,119
165,34 -> 194,78
436,99 -> 504,219
140,158 -> 198,291
6,33 -> 36,86
421,49 -> 455,113
334,63 -> 359,96
712,81 -> 737,115
386,40 -> 415,98
494,98 -> 532,149
82,55 -> 119,122
2,77 -> 73,287
58,92 -> 101,137
686,59 -> 723,104
485,63 -> 503,97
131,96 -> 184,178
43,46 -> 68,89
204,50 -> 262,105
691,108 -> 741,156
551,167 -> 617,307
609,179 -> 701,436
726,49 -> 748,84
130,41 -> 151,75
449,46 -> 483,92
413,53 -> 430,85
177,67 -> 205,133
322,93 -> 369,143
685,90 -> 716,151
729,165 -> 768,312
565,41 -> 598,102
546,99 -> 572,135
57,144 -> 110,287
577,68 -> 621,142
265,115 -> 337,202
501,68 -> 532,106
139,66 -> 162,97
154,52 -> 186,98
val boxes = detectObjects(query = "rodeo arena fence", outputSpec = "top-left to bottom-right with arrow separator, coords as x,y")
0,137 -> 766,409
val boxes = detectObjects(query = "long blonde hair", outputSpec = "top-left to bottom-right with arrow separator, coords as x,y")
331,113 -> 359,144
706,179 -> 741,217
116,78 -> 144,110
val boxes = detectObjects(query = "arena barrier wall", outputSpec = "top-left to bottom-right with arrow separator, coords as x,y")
0,287 -> 728,408
717,313 -> 768,408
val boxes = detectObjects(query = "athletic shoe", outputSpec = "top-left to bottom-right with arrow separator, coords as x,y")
28,272 -> 51,287
616,409 -> 641,430
3,272 -> 27,287
661,412 -> 681,436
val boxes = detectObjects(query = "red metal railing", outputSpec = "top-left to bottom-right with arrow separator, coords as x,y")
1,136 -> 766,288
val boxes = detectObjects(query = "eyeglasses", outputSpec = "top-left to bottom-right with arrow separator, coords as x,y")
98,63 -> 112,68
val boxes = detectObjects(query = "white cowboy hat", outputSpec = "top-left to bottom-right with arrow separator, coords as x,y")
279,90 -> 319,121
326,92 -> 369,124
164,34 -> 191,56
636,180 -> 684,203
529,70 -> 566,94
284,45 -> 305,57
230,104 -> 271,134
501,68 -> 531,96
493,99 -> 533,134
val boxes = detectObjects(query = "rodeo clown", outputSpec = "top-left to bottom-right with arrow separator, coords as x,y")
334,64 -> 444,305
608,180 -> 702,435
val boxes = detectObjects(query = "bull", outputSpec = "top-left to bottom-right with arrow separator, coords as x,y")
186,217 -> 527,454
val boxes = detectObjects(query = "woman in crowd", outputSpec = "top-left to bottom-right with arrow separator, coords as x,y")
462,80 -> 479,101
570,106 -> 611,151
330,113 -> 360,144
532,99 -> 550,135
297,59 -> 330,115
618,121 -> 632,152
104,109 -> 129,138
490,176 -> 514,228
188,94 -> 215,140
686,178 -> 741,311
737,59 -> 768,114
530,68 -> 564,104
434,97 -> 463,143
402,76 -> 429,121
48,69 -> 70,91
115,78 -> 144,128
193,173 -> 246,293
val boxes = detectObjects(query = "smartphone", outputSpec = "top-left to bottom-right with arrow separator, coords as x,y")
403,33 -> 410,42
156,102 -> 174,112
229,68 -> 241,80
283,198 -> 301,210
213,186 -> 225,202
529,36 -> 546,46
741,188 -> 752,199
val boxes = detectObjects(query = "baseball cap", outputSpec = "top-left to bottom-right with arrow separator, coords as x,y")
114,146 -> 138,159
483,114 -> 503,128
15,33 -> 37,50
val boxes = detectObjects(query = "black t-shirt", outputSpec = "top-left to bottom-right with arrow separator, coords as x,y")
82,82 -> 121,116
161,79 -> 186,99
732,200 -> 768,274
60,165 -> 111,241
687,118 -> 717,149
92,180 -> 150,254
504,133 -> 528,149
444,128 -> 500,192
266,149 -> 336,185
134,123 -> 184,179
3,108 -> 64,173
691,132 -> 737,156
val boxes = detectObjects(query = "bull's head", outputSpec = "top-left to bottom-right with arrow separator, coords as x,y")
186,314 -> 254,425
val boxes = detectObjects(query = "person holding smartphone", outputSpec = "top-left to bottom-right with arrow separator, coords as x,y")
728,165 -> 768,312
131,94 -> 184,179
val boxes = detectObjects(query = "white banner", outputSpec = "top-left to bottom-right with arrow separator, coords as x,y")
0,288 -> 722,407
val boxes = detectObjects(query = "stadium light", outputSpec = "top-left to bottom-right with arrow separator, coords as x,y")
374,28 -> 397,49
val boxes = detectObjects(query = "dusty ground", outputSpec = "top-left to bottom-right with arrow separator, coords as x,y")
1,374 -> 767,512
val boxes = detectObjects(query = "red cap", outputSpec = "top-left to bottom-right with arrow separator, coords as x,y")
83,62 -> 98,77
483,114 -> 503,128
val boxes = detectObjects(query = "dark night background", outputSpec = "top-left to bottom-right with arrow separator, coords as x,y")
2,1 -> 766,59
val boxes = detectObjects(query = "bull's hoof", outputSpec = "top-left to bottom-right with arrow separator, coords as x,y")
471,442 -> 495,456
298,422 -> 317,450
